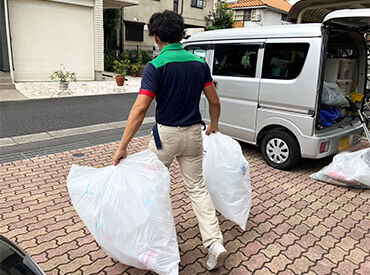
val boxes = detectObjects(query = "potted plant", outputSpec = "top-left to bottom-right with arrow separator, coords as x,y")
50,64 -> 77,90
131,63 -> 141,77
113,59 -> 130,86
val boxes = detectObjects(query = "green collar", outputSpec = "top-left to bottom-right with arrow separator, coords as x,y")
159,43 -> 183,55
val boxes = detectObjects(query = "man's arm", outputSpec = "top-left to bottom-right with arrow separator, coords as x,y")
203,83 -> 221,135
113,95 -> 153,165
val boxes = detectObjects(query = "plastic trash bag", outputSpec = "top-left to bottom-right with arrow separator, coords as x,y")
321,82 -> 349,107
310,148 -> 370,188
67,150 -> 180,275
203,132 -> 252,230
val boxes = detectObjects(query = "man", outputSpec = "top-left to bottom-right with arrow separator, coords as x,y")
112,10 -> 227,270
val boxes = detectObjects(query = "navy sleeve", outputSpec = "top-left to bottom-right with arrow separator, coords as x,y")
139,63 -> 161,98
203,62 -> 214,88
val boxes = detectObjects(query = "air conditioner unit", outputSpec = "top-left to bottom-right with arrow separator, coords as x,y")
251,9 -> 261,21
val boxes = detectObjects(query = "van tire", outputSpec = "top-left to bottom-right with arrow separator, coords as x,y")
261,130 -> 301,170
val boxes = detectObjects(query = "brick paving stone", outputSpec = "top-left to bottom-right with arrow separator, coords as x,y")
258,231 -> 280,246
254,267 -> 274,275
356,257 -> 370,275
282,243 -> 306,261
288,256 -> 314,274
260,243 -> 285,258
0,138 -> 369,274
90,247 -> 108,261
345,248 -> 368,266
243,253 -> 270,272
324,246 -> 348,264
309,224 -> 331,238
47,240 -> 79,258
80,256 -> 114,274
39,254 -> 69,272
103,262 -> 127,275
265,254 -> 293,274
356,237 -> 370,253
302,245 -> 326,262
229,265 -> 252,275
337,236 -> 358,252
68,241 -> 100,260
240,240 -> 264,258
225,239 -> 244,254
277,232 -> 300,247
31,252 -> 48,264
310,258 -> 337,275
58,255 -> 92,274
36,228 -> 66,244
224,251 -> 245,270
333,259 -> 358,274
180,261 -> 205,274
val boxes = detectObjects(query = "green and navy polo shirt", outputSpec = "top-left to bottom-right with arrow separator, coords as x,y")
139,43 -> 214,126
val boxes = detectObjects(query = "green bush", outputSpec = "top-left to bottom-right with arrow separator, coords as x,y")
113,59 -> 130,76
104,50 -> 116,72
105,49 -> 152,73
50,64 -> 77,83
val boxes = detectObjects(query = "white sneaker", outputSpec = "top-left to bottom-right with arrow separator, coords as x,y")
206,241 -> 228,270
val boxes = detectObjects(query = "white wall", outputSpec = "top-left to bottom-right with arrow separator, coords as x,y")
123,0 -> 212,51
261,9 -> 284,26
236,8 -> 289,27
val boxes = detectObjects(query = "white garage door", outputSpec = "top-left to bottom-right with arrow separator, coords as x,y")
8,0 -> 94,81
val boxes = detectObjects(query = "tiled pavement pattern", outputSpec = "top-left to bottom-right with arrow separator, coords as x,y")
0,137 -> 369,275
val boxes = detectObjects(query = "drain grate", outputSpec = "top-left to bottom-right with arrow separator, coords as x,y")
72,153 -> 85,158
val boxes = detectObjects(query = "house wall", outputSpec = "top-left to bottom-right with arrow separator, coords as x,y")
260,9 -> 283,26
95,0 -> 104,79
234,7 -> 288,27
123,0 -> 212,51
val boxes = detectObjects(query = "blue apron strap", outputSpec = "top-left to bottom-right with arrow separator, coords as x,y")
152,124 -> 162,150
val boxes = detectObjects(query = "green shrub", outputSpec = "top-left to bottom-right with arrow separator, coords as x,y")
113,59 -> 130,76
50,64 -> 77,83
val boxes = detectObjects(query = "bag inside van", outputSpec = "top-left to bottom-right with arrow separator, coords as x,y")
318,15 -> 369,131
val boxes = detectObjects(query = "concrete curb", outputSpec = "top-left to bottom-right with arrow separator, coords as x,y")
0,116 -> 155,148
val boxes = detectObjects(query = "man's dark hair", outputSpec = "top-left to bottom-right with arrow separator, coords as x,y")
148,10 -> 184,43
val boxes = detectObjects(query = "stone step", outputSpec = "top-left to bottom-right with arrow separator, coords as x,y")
0,76 -> 13,84
0,71 -> 11,77
0,83 -> 15,90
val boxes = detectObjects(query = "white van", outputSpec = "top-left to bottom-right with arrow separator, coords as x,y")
183,9 -> 369,169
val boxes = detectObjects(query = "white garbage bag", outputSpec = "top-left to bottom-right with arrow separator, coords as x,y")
321,82 -> 349,107
67,150 -> 180,275
203,132 -> 252,230
310,148 -> 370,188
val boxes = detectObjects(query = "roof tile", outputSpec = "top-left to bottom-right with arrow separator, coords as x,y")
231,0 -> 292,13
233,21 -> 244,28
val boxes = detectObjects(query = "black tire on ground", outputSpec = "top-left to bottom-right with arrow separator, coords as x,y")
260,130 -> 301,170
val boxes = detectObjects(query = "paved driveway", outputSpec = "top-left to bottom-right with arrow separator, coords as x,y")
0,137 -> 369,274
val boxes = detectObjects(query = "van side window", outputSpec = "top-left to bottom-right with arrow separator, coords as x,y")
262,43 -> 309,80
186,46 -> 207,61
213,45 -> 259,77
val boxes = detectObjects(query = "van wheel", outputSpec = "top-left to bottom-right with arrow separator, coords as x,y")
261,130 -> 300,170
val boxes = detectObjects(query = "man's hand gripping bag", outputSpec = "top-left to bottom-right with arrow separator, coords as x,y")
203,132 -> 252,230
67,150 -> 179,275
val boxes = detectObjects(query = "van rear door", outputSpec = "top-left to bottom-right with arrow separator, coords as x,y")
322,9 -> 370,94
322,9 -> 370,30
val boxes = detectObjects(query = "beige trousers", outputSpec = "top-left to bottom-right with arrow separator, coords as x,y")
148,123 -> 223,247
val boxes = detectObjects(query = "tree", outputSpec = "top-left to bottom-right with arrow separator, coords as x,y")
205,1 -> 235,31
104,9 -> 121,52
